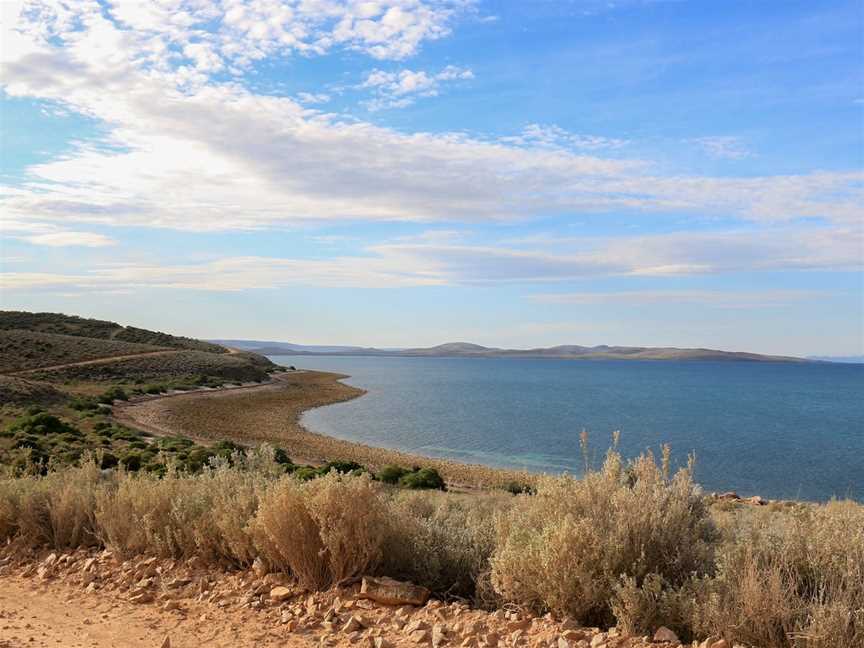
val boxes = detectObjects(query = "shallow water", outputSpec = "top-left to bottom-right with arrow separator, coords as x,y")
268,355 -> 864,501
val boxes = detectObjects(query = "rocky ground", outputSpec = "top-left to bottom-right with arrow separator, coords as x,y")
0,549 -> 735,648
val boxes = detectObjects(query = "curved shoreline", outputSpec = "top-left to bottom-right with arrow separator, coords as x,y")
114,370 -> 532,490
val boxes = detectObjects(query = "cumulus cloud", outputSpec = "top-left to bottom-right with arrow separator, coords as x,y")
0,0 -> 861,241
360,64 -> 473,109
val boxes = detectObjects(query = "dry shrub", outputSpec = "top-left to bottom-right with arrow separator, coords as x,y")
691,499 -> 864,648
251,472 -> 386,589
95,470 -> 185,557
0,461 -> 102,549
381,489 -> 505,600
490,447 -> 715,627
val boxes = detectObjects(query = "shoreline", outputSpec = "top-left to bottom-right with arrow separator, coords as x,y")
114,370 -> 534,490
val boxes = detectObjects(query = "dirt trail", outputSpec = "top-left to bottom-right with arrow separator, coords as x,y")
0,572 -> 314,648
7,350 -> 184,376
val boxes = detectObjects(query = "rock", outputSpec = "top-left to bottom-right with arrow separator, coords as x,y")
270,585 -> 293,602
748,495 -> 766,506
360,576 -> 431,607
652,627 -> 679,643
405,619 -> 430,634
160,637 -> 171,648
342,615 -> 367,633
508,619 -> 531,632
483,632 -> 499,647
709,641 -> 730,648
432,624 -> 447,647
590,635 -> 606,648
561,631 -> 584,641
129,592 -> 154,604
374,640 -> 394,648
718,492 -> 739,500
252,556 -> 269,578
43,553 -> 58,567
410,629 -> 430,643
557,639 -> 571,648
162,600 -> 180,611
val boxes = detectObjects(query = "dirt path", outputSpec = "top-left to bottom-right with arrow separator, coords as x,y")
8,349 -> 184,376
0,572 -> 314,648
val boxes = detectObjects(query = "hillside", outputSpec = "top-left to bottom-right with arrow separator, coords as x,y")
231,339 -> 807,363
0,311 -> 277,383
0,311 -> 226,354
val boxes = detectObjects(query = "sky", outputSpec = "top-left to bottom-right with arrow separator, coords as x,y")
0,0 -> 862,356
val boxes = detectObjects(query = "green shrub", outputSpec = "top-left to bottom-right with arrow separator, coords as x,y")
97,386 -> 128,404
320,460 -> 364,475
378,464 -> 409,484
7,412 -> 80,437
99,452 -> 118,469
400,467 -> 446,491
272,447 -> 292,465
120,452 -> 141,471
504,480 -> 534,495
69,396 -> 99,411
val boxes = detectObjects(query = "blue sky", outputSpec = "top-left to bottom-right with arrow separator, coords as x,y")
1,0 -> 862,355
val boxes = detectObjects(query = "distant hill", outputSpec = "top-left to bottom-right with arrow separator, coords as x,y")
227,338 -> 808,363
210,339 -> 372,354
807,355 -> 864,364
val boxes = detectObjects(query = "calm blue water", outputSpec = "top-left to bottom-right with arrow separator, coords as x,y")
269,355 -> 864,501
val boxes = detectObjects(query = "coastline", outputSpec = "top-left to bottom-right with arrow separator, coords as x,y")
114,370 -> 533,490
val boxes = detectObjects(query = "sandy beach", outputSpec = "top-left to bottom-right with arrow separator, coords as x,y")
113,370 -> 532,490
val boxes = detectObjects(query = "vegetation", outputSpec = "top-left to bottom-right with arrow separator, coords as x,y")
26,349 -> 274,383
0,451 -> 859,647
0,329 -> 164,373
0,311 -> 226,354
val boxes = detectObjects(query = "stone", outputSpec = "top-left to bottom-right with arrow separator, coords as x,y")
342,616 -> 363,633
508,619 -> 531,632
709,641 -> 730,648
360,576 -> 431,607
406,619 -> 431,634
484,632 -> 499,647
653,627 -> 679,643
160,637 -> 171,648
374,640 -> 394,648
590,635 -> 606,648
432,624 -> 447,647
748,495 -> 766,506
270,586 -> 293,602
129,592 -> 154,604
252,557 -> 269,578
718,491 -> 739,500
411,629 -> 430,643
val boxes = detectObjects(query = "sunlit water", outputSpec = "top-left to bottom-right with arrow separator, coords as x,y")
268,355 -> 864,501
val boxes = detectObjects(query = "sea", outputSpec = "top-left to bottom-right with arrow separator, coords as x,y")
267,355 -> 864,502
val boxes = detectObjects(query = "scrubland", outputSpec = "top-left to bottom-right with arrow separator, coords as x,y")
1,445 -> 860,648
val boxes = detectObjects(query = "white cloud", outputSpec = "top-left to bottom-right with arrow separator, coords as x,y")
503,124 -> 630,151
2,227 -> 858,294
360,64 -> 473,109
0,0 -> 861,240
689,136 -> 752,160
531,290 -> 823,308
297,91 -> 331,104
20,231 -> 115,247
